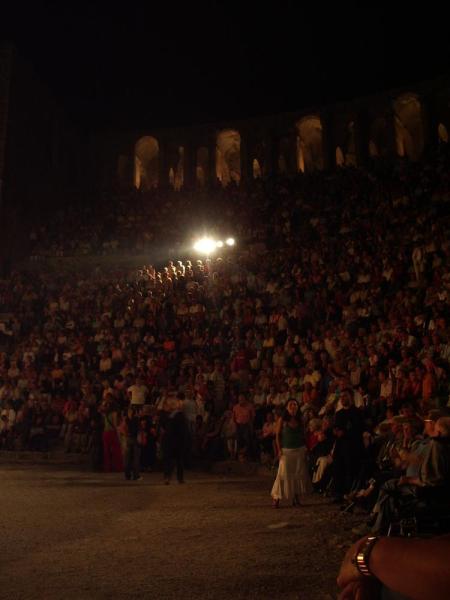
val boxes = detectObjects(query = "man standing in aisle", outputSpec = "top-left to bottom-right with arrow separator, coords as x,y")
124,405 -> 141,481
232,394 -> 255,461
161,393 -> 190,484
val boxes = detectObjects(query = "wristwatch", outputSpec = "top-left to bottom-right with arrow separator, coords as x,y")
353,536 -> 379,577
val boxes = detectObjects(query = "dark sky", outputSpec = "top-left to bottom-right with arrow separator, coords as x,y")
2,2 -> 448,131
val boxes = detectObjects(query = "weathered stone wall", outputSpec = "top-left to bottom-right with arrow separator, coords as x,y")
94,76 -> 450,192
0,43 -> 12,212
0,44 -> 86,273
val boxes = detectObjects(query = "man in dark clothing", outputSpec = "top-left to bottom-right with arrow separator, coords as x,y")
89,409 -> 103,472
138,415 -> 157,472
124,406 -> 141,481
161,396 -> 189,484
332,389 -> 364,501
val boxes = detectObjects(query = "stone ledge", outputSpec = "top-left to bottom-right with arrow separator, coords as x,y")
0,450 -> 89,465
0,452 -> 275,477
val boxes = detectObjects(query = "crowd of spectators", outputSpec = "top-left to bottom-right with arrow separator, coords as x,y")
28,183 -> 247,258
1,147 -> 450,530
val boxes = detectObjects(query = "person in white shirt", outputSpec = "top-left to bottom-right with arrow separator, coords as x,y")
182,391 -> 198,434
379,371 -> 393,402
127,377 -> 149,406
348,360 -> 361,387
304,365 -> 321,388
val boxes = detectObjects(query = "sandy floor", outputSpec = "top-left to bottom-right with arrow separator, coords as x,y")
0,466 -> 354,599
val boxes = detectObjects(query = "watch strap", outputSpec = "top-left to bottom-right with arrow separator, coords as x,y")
353,536 -> 379,577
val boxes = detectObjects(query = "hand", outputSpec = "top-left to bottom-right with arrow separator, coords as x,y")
337,537 -> 370,590
338,580 -> 380,600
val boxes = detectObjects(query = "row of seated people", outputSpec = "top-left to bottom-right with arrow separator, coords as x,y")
323,407 -> 450,538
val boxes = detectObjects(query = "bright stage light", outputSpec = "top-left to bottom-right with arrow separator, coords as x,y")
193,237 -> 217,254
216,240 -> 224,248
225,237 -> 235,246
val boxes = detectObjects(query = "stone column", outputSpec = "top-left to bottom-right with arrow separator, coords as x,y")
239,128 -> 250,186
385,101 -> 399,158
119,139 -> 134,189
320,111 -> 334,171
247,131 -> 255,180
0,43 -> 12,215
276,129 -> 297,175
421,93 -> 439,154
208,131 -> 217,188
158,137 -> 169,190
288,129 -> 299,175
263,130 -> 276,177
353,107 -> 369,166
183,140 -> 195,191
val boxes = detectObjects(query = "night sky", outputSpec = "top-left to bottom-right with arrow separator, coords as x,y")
2,3 -> 447,131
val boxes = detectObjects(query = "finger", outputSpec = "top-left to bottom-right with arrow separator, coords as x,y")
338,582 -> 358,600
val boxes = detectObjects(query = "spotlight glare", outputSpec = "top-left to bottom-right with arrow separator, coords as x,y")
225,237 -> 235,246
193,237 -> 216,254
216,240 -> 224,248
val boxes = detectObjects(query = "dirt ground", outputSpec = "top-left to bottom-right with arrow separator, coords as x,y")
0,465 -> 357,600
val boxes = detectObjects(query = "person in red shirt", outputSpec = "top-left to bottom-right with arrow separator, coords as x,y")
232,344 -> 249,372
232,394 -> 255,461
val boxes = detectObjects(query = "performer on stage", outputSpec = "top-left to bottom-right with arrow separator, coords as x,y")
271,399 -> 312,508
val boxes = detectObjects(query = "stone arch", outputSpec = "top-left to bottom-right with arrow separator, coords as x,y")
253,159 -> 262,178
251,140 -> 266,178
216,129 -> 241,187
134,136 -> 159,189
278,137 -> 290,174
336,146 -> 345,166
296,137 -> 305,173
296,116 -> 324,172
169,167 -> 175,188
438,123 -> 449,143
369,117 -> 389,157
175,146 -> 184,190
167,145 -> 184,191
369,140 -> 378,157
393,93 -> 424,161
196,146 -> 209,188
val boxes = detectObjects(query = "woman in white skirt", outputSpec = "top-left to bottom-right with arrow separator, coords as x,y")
271,399 -> 312,508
